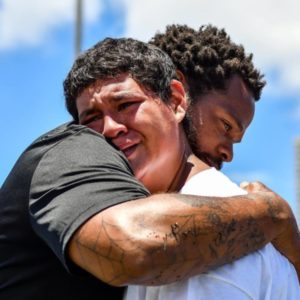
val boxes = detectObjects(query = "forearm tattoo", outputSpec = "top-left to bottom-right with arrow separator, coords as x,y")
73,194 -> 283,285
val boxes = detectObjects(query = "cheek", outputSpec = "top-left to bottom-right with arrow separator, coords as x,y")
141,111 -> 177,143
134,128 -> 180,172
85,121 -> 104,134
194,125 -> 220,152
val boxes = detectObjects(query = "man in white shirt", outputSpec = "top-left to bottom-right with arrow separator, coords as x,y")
125,168 -> 299,299
120,25 -> 300,299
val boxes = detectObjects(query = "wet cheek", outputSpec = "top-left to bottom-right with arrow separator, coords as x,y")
86,122 -> 104,134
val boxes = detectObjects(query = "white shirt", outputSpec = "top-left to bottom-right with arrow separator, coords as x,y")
125,168 -> 300,300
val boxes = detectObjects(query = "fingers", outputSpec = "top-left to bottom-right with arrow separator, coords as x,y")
239,181 -> 270,193
239,181 -> 250,189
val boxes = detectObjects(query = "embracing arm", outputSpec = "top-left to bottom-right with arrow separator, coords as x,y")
68,182 -> 300,286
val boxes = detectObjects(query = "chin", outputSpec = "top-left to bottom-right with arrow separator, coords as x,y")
215,164 -> 222,170
133,167 -> 148,183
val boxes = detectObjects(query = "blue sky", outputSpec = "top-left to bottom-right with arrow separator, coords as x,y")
1,0 -> 300,217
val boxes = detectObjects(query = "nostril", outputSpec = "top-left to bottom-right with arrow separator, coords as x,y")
221,151 -> 233,162
221,153 -> 228,161
220,144 -> 233,163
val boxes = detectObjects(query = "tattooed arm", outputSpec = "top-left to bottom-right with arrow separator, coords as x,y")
68,182 -> 300,286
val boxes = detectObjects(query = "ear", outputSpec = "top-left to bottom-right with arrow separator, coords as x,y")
170,79 -> 188,123
176,70 -> 189,91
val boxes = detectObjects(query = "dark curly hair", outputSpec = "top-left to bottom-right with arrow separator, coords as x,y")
150,24 -> 266,102
64,37 -> 177,122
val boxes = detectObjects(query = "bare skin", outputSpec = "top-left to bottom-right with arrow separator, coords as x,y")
68,75 -> 300,285
69,184 -> 298,286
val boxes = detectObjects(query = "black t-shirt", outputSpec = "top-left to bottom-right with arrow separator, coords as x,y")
0,123 -> 149,299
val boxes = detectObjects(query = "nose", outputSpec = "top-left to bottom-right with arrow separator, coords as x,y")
219,143 -> 233,162
102,115 -> 127,138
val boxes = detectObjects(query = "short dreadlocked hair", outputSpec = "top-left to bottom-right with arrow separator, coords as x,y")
150,24 -> 266,102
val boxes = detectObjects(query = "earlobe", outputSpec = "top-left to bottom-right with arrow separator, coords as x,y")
170,79 -> 188,123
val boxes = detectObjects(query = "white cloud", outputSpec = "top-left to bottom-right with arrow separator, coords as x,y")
2,0 -> 299,97
0,0 -> 102,50
122,0 -> 300,93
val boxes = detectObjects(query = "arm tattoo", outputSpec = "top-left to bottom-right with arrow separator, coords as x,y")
73,193 -> 281,285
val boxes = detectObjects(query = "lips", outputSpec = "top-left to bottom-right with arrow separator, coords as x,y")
112,139 -> 139,159
121,144 -> 138,158
200,154 -> 223,170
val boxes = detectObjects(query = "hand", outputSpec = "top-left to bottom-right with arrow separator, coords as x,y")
240,181 -> 300,282
239,181 -> 269,193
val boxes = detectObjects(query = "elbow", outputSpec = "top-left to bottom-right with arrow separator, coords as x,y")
113,246 -> 154,286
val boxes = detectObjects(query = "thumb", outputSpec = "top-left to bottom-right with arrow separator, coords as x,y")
239,181 -> 270,193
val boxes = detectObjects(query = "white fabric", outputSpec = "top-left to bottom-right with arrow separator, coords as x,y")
125,168 -> 300,300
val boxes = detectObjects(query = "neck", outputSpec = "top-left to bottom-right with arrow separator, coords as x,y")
167,142 -> 210,193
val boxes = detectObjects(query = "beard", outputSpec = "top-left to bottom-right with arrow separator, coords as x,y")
182,114 -> 223,170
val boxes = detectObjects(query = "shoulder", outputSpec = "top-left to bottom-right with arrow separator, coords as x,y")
181,168 -> 246,197
30,122 -> 107,151
28,122 -> 127,167
29,123 -> 133,185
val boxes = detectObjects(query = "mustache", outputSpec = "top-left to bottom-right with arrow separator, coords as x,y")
184,128 -> 222,170
196,152 -> 223,170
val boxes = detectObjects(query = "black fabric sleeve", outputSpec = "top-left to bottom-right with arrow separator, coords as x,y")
29,128 -> 149,271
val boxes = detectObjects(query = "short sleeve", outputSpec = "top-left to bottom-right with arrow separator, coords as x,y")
29,128 -> 149,270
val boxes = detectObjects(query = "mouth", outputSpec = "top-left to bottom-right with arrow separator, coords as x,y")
201,154 -> 223,170
110,135 -> 140,160
121,144 -> 138,159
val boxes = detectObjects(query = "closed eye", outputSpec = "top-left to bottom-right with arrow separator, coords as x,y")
118,101 -> 138,111
81,114 -> 102,125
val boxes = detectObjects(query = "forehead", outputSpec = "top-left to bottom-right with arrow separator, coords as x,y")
89,74 -> 143,95
196,76 -> 255,126
76,74 -> 147,107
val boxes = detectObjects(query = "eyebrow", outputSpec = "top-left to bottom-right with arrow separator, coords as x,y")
108,91 -> 146,101
79,107 -> 98,121
234,117 -> 244,132
79,91 -> 146,121
223,108 -> 244,132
